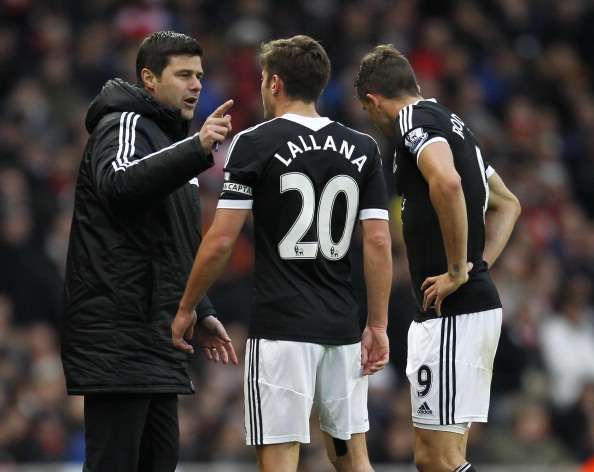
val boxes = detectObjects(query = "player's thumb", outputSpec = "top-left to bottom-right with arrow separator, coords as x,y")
467,262 -> 473,273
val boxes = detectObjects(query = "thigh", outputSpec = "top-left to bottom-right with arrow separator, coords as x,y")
138,394 -> 179,472
84,394 -> 150,472
316,343 -> 369,440
244,338 -> 321,445
323,432 -> 372,471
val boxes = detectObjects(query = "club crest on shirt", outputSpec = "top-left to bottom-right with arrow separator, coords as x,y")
404,127 -> 428,154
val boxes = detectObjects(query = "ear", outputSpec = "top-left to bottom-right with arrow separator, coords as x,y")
365,93 -> 381,108
270,74 -> 283,95
140,68 -> 157,91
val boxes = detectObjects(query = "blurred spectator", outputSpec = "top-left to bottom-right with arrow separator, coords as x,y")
488,400 -> 572,464
540,275 -> 594,409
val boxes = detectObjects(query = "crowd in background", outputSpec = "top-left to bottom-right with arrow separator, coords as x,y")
1,0 -> 594,468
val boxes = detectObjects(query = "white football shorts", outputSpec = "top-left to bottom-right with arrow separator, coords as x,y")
406,309 -> 502,431
244,338 -> 369,445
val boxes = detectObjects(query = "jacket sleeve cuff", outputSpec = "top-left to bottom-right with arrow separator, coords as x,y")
186,136 -> 214,174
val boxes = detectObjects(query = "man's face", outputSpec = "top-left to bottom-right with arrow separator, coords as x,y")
360,97 -> 394,138
150,55 -> 203,121
261,68 -> 276,120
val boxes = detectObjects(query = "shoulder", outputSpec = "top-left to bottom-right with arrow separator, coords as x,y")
398,100 -> 449,136
227,118 -> 281,152
224,118 -> 282,168
233,117 -> 282,141
334,122 -> 380,151
93,111 -> 154,138
93,111 -> 125,133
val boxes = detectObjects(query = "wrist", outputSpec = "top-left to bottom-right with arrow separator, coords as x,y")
178,302 -> 195,316
366,323 -> 387,331
448,263 -> 467,281
194,134 -> 210,155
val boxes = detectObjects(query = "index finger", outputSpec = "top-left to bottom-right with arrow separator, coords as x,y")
421,276 -> 436,291
211,99 -> 234,118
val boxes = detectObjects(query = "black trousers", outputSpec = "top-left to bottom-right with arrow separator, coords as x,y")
83,393 -> 179,472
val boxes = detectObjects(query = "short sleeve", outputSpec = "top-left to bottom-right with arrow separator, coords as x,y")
359,144 -> 389,221
475,143 -> 496,180
399,105 -> 449,165
218,133 -> 260,209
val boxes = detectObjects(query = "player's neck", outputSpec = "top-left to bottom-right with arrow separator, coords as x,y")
275,100 -> 320,118
395,95 -> 423,115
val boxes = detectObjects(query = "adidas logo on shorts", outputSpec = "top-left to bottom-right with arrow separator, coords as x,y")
417,402 -> 433,415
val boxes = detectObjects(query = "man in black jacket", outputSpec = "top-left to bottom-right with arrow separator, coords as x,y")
61,31 -> 238,472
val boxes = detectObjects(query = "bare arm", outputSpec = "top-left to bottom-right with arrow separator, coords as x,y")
417,141 -> 471,314
360,218 -> 392,375
171,209 -> 249,354
179,209 -> 249,312
418,141 -> 468,280
361,219 -> 392,329
483,171 -> 521,268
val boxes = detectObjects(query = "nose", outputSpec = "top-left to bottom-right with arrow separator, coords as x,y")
190,76 -> 201,92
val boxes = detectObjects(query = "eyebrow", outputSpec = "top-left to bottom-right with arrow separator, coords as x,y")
176,69 -> 203,77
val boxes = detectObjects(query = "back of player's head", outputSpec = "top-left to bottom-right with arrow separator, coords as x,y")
259,35 -> 330,103
136,31 -> 203,87
355,45 -> 419,100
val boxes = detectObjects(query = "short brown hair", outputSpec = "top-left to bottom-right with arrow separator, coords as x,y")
259,35 -> 330,103
355,45 -> 419,100
136,31 -> 202,86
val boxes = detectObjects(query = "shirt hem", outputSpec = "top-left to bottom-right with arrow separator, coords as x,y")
413,303 -> 502,322
66,384 -> 194,395
248,331 -> 361,346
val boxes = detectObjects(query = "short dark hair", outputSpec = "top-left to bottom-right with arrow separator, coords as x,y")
355,45 -> 419,100
259,35 -> 330,103
136,31 -> 202,86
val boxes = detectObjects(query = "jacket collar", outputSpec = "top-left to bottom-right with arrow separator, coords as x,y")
85,78 -> 189,141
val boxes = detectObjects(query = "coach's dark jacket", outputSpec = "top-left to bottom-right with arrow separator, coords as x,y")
61,79 -> 216,394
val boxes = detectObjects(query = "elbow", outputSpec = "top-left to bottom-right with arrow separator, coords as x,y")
509,194 -> 522,221
211,234 -> 236,256
431,174 -> 462,199
100,174 -> 139,205
514,195 -> 522,218
364,230 -> 392,253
